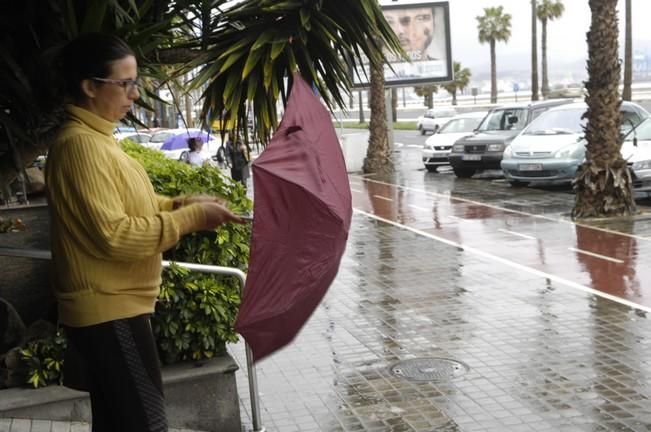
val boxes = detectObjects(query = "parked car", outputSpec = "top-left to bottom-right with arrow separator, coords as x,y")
157,129 -> 222,161
501,101 -> 649,186
114,131 -> 152,145
421,111 -> 488,172
621,118 -> 651,192
448,99 -> 573,178
416,108 -> 457,135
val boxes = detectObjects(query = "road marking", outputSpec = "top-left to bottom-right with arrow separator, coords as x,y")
408,204 -> 431,212
407,144 -> 422,148
498,229 -> 537,240
373,195 -> 394,202
354,208 -> 650,314
349,175 -> 651,243
568,247 -> 624,264
350,188 -> 363,193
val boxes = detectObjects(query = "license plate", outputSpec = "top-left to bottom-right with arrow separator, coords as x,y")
462,154 -> 481,161
518,163 -> 543,171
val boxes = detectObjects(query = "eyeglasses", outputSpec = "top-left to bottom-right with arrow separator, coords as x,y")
91,77 -> 139,93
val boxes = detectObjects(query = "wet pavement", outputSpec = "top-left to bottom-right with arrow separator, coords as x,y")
229,146 -> 651,431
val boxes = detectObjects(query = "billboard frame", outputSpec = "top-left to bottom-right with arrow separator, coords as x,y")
353,1 -> 453,88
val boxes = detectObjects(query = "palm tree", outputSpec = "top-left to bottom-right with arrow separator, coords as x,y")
537,0 -> 565,98
573,0 -> 634,218
414,85 -> 439,108
623,0 -> 633,101
476,7 -> 512,104
443,62 -> 471,106
0,0 -> 404,188
363,62 -> 392,174
531,0 -> 539,101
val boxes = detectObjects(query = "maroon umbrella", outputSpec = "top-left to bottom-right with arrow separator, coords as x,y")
235,75 -> 352,362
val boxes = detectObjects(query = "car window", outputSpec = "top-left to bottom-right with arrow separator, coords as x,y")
128,134 -> 151,144
434,110 -> 456,118
150,132 -> 174,143
438,117 -> 484,134
621,110 -> 642,135
529,108 -> 548,122
477,108 -> 528,131
523,108 -> 585,135
624,119 -> 651,142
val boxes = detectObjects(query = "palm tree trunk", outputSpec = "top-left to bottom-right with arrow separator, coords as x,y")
623,0 -> 633,101
391,87 -> 398,123
541,19 -> 549,98
363,62 -> 393,174
490,40 -> 497,104
358,90 -> 365,123
452,90 -> 457,105
531,0 -> 539,101
573,0 -> 634,218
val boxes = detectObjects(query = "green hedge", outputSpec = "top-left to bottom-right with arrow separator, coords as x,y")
17,141 -> 252,387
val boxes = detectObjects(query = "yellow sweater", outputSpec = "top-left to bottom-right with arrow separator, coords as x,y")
46,105 -> 206,327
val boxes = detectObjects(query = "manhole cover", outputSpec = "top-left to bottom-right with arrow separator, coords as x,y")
390,358 -> 469,382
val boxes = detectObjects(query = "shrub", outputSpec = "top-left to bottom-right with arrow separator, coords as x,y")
17,141 -> 252,387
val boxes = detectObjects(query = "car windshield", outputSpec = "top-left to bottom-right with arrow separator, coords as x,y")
624,118 -> 651,141
438,117 -> 484,134
150,132 -> 175,143
523,108 -> 585,135
477,108 -> 528,131
434,110 -> 456,118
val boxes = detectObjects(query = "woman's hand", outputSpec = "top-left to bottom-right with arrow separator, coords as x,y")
199,202 -> 246,229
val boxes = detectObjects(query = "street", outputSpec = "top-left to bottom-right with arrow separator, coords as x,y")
228,140 -> 651,431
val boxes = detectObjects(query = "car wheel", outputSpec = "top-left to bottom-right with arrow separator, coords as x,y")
425,165 -> 438,173
179,151 -> 189,162
420,128 -> 426,136
509,180 -> 530,187
453,168 -> 475,178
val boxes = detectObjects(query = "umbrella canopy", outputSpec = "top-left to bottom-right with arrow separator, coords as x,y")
160,130 -> 211,150
235,74 -> 352,362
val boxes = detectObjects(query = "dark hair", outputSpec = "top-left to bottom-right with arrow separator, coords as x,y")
187,137 -> 203,152
61,33 -> 135,101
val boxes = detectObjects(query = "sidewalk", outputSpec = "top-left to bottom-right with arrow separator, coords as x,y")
0,419 -> 206,432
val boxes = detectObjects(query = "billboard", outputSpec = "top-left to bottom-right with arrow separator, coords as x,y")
353,1 -> 453,88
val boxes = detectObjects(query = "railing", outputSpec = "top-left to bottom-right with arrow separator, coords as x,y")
0,247 -> 265,432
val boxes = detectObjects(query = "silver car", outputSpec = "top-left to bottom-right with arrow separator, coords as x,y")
501,101 -> 649,186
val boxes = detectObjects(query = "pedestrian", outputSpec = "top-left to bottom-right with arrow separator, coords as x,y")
186,136 -> 209,167
45,32 -> 245,432
225,137 -> 250,188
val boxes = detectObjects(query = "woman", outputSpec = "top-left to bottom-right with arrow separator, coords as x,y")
225,138 -> 250,188
45,33 -> 243,432
186,136 -> 209,167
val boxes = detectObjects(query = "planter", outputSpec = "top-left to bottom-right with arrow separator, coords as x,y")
0,354 -> 242,431
340,132 -> 370,173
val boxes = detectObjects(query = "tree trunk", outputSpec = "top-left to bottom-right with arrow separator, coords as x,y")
426,91 -> 433,108
490,40 -> 497,104
541,19 -> 549,98
623,0 -> 633,101
391,87 -> 398,123
451,90 -> 457,106
358,90 -> 365,123
573,0 -> 634,218
363,62 -> 393,174
531,0 -> 539,101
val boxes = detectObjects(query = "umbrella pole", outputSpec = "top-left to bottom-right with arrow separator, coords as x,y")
0,248 -> 266,432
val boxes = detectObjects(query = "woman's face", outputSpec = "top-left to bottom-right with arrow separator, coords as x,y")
83,55 -> 140,123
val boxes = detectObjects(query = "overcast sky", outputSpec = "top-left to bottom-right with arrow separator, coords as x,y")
445,0 -> 651,71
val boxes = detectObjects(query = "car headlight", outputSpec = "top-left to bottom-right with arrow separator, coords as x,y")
502,145 -> 513,158
554,144 -> 583,159
423,144 -> 432,150
488,144 -> 503,152
633,160 -> 651,170
452,144 -> 464,153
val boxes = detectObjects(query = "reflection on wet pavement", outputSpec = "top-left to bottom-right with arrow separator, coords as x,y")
229,151 -> 651,431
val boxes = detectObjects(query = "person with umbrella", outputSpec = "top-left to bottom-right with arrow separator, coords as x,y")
45,33 -> 245,432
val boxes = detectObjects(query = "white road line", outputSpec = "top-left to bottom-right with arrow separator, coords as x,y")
408,204 -> 431,212
407,144 -> 422,148
349,175 -> 651,243
448,215 -> 462,220
350,189 -> 363,193
568,247 -> 624,264
498,229 -> 537,240
373,195 -> 394,202
354,208 -> 650,314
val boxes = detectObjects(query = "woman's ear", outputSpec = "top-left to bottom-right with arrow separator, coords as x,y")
80,79 -> 97,99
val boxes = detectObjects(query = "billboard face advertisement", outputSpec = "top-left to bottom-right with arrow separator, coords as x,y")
353,1 -> 452,87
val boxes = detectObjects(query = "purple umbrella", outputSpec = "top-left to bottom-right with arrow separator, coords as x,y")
160,131 -> 211,151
